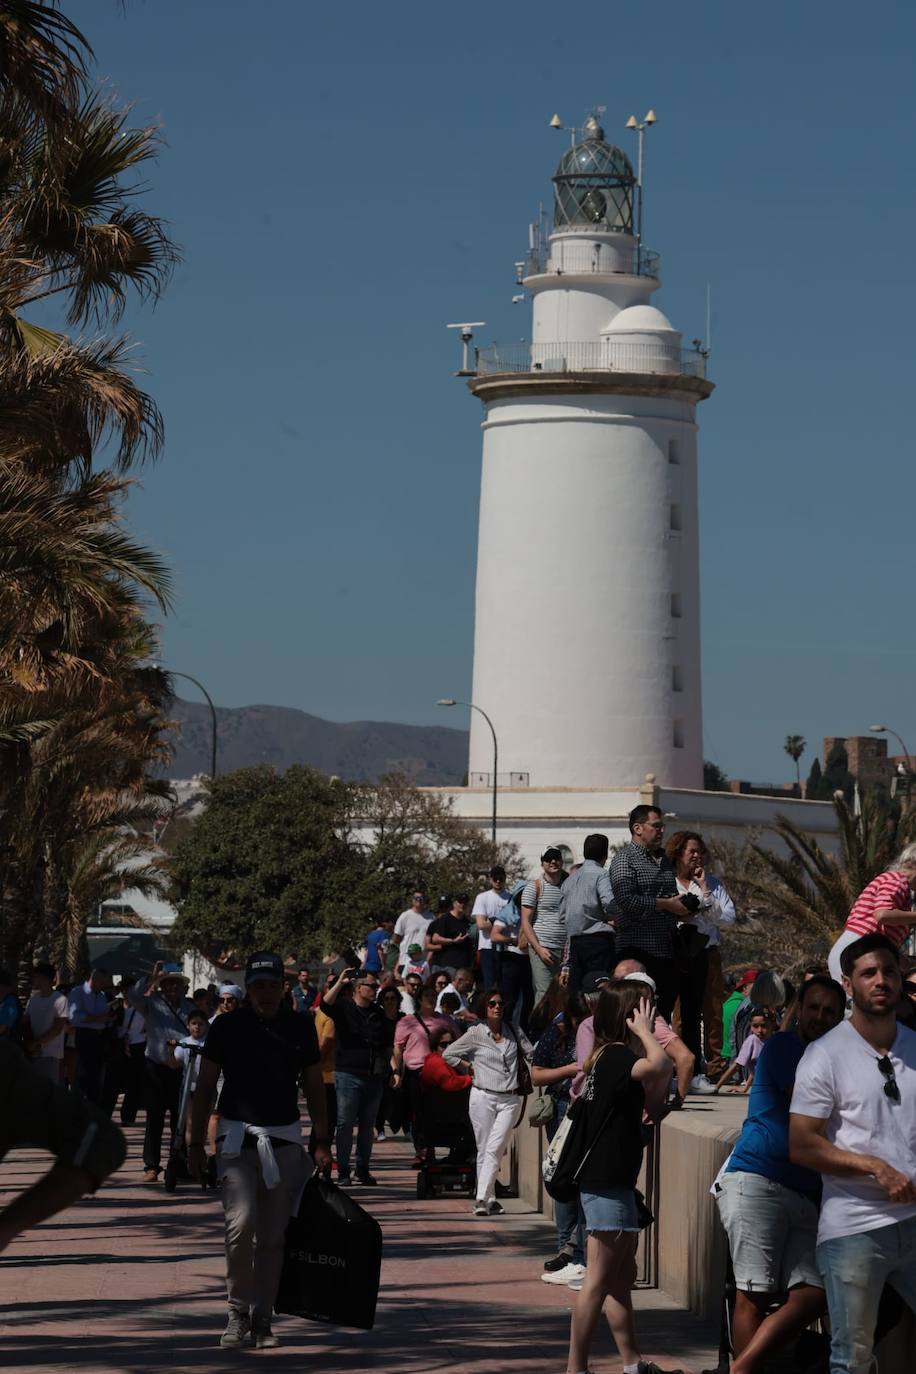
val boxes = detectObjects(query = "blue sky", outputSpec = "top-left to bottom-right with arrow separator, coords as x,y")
69,0 -> 916,784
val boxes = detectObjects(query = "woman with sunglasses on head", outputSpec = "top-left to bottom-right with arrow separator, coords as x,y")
442,987 -> 533,1216
566,979 -> 679,1374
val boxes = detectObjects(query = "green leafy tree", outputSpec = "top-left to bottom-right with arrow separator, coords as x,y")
783,734 -> 806,786
169,767 -> 519,965
704,760 -> 729,791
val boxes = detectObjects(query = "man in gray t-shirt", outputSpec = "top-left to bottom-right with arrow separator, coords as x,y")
520,847 -> 567,1003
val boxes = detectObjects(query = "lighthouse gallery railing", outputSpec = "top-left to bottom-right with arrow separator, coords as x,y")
475,341 -> 708,379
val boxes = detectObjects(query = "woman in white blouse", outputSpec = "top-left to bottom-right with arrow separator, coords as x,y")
666,830 -> 736,1081
443,988 -> 533,1216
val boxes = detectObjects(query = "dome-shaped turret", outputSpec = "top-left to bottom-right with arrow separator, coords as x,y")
602,304 -> 678,336
601,304 -> 682,375
553,117 -> 636,232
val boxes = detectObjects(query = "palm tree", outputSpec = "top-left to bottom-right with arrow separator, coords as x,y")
0,3 -> 179,977
784,734 -> 806,788
748,790 -> 914,947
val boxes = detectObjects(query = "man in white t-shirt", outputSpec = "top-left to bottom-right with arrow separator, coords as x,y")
391,890 -> 433,974
471,866 -> 509,989
790,932 -> 916,1374
24,963 -> 68,1083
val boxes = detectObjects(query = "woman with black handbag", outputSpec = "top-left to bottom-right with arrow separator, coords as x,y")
566,980 -> 680,1374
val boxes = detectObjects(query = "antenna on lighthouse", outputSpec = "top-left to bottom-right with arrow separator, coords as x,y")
446,322 -> 486,375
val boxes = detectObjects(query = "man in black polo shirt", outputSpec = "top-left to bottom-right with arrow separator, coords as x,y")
321,967 -> 394,1186
189,951 -> 330,1350
427,893 -> 474,972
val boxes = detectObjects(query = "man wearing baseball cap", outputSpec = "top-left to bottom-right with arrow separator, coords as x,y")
126,960 -> 196,1184
520,847 -> 569,1003
189,950 -> 330,1350
723,970 -> 758,1061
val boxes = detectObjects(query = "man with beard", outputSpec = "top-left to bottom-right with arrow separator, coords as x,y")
791,934 -> 916,1374
714,975 -> 845,1373
609,805 -> 698,1019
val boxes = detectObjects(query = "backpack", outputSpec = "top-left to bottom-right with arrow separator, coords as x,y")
496,880 -> 531,930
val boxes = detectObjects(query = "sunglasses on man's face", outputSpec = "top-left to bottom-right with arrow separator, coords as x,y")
877,1054 -> 901,1103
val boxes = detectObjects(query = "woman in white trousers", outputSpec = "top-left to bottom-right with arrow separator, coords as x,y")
443,988 -> 533,1216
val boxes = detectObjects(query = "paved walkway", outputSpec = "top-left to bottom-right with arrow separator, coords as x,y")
0,1127 -> 718,1373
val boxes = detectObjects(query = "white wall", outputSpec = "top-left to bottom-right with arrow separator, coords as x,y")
469,393 -> 703,788
426,784 -> 840,874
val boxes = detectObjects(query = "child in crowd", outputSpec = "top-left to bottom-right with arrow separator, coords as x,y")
403,943 -> 430,981
168,1009 -> 210,1094
713,1010 -> 773,1095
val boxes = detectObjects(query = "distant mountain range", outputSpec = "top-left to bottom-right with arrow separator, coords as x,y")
162,698 -> 469,785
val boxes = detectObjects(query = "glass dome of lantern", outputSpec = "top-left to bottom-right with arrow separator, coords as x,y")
552,114 -> 636,232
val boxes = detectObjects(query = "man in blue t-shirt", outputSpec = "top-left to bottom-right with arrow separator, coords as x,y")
362,918 -> 394,975
714,974 -> 845,1374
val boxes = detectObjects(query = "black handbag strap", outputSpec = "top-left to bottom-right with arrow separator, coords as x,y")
572,1047 -> 619,1181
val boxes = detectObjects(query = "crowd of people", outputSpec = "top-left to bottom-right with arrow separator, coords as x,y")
3,801 -> 916,1370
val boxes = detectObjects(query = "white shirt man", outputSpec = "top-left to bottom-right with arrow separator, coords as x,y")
471,866 -> 509,988
25,965 -> 68,1082
790,933 -> 916,1374
392,891 -> 433,974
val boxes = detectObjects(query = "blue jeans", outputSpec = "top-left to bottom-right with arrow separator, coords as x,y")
817,1215 -> 916,1374
334,1072 -> 386,1177
547,1099 -> 584,1264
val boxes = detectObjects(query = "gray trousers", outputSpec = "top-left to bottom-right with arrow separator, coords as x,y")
528,945 -> 563,1003
219,1142 -> 310,1318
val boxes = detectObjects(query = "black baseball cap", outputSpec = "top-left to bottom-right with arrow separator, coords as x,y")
245,951 -> 284,985
581,971 -> 611,995
541,847 -> 563,863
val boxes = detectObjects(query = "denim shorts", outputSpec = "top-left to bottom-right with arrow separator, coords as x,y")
715,1170 -> 822,1292
580,1186 -> 639,1233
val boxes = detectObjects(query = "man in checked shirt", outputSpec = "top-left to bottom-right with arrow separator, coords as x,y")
609,805 -> 700,1020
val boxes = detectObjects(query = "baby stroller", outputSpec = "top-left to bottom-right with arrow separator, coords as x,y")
414,1071 -> 476,1200
163,1042 -> 208,1193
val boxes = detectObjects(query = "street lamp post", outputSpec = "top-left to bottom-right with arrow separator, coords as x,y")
437,698 -> 498,846
162,668 -> 218,777
868,724 -> 913,777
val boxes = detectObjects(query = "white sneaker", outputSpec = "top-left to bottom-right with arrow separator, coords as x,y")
541,1261 -> 585,1285
473,1200 -> 488,1216
567,1273 -> 585,1290
689,1073 -> 718,1094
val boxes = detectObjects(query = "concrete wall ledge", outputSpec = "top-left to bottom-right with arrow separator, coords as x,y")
510,1093 -> 914,1369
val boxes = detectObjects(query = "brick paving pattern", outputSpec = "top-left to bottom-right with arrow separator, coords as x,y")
0,1127 -> 718,1373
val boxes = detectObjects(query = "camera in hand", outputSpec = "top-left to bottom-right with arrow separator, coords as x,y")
679,892 -> 702,914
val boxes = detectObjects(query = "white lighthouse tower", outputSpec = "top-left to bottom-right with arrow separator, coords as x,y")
465,113 -> 714,791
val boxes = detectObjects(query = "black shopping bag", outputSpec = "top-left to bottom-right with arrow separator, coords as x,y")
275,1176 -> 383,1329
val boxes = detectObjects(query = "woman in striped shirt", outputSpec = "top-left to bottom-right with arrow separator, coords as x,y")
443,989 -> 533,1216
828,843 -> 916,983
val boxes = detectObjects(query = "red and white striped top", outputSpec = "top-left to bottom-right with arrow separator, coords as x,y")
845,870 -> 913,947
